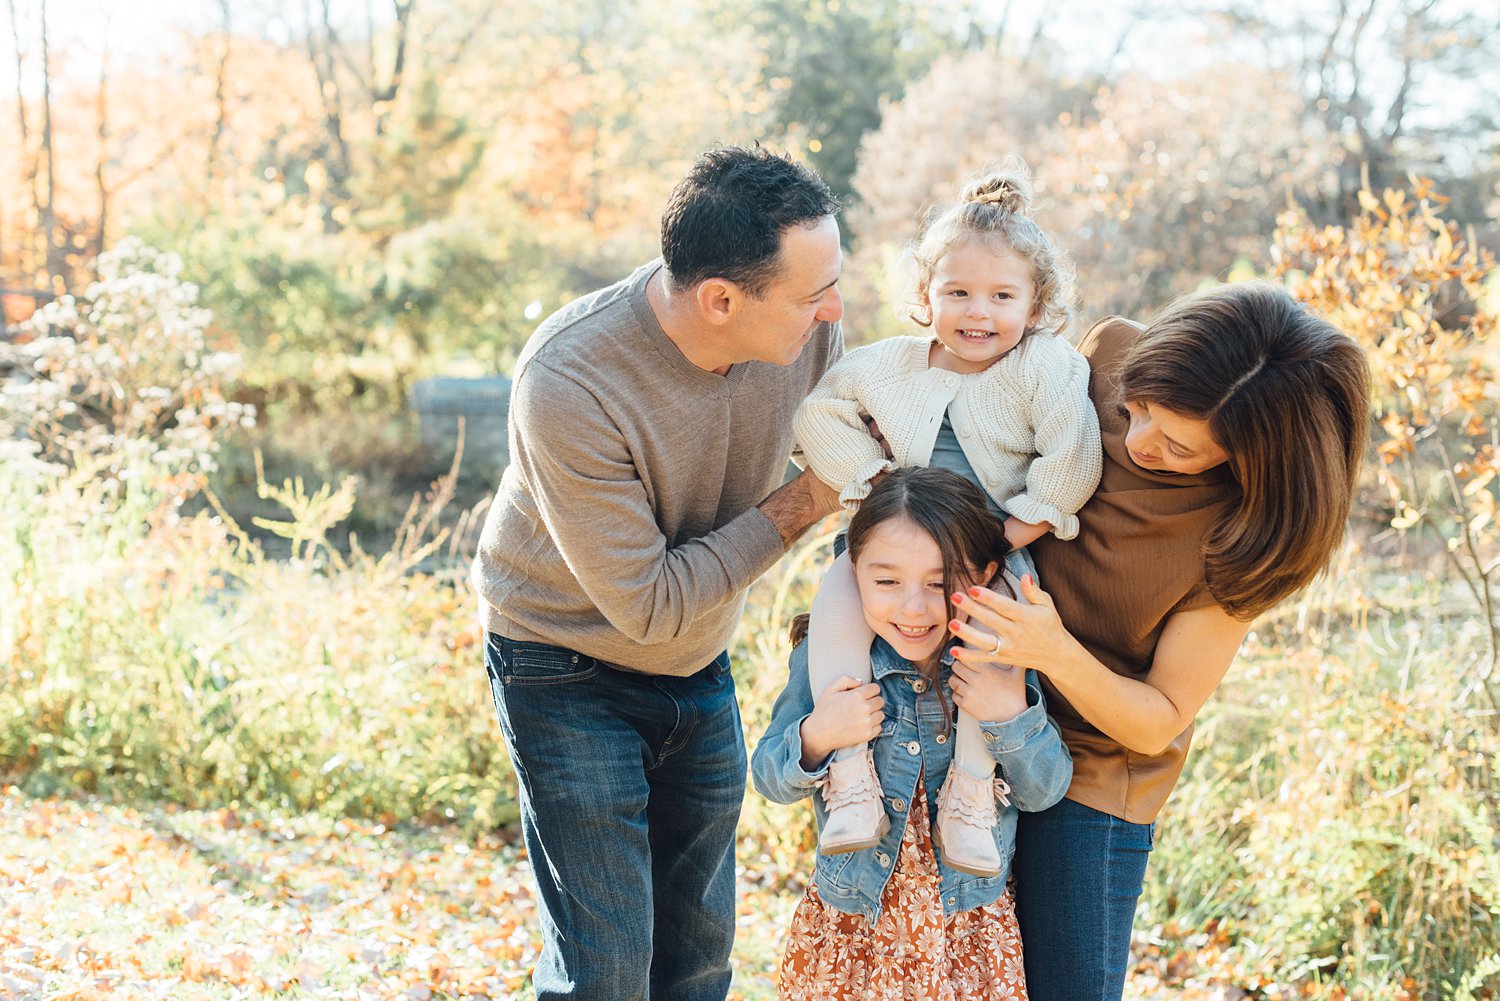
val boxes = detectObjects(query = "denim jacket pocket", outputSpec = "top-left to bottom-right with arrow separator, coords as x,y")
492,636 -> 598,686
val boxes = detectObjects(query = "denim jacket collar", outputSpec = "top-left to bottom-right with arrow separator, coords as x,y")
869,638 -> 956,682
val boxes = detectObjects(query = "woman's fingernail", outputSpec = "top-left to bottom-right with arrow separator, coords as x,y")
968,587 -> 982,597
949,621 -> 962,632
950,593 -> 964,604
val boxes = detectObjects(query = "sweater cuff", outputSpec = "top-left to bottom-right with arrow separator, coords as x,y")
722,506 -> 798,579
837,458 -> 896,512
1004,494 -> 1080,541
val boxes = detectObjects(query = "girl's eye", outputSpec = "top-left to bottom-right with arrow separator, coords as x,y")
873,578 -> 898,587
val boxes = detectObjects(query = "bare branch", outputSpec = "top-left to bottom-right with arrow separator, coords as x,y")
208,0 -> 232,182
93,7 -> 110,268
38,0 -> 59,285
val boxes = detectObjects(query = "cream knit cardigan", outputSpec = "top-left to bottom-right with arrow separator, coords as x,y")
793,332 -> 1102,540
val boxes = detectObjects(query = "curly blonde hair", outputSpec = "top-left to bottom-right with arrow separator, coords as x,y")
902,156 -> 1076,336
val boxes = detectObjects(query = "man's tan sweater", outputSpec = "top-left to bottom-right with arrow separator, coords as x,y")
471,262 -> 841,676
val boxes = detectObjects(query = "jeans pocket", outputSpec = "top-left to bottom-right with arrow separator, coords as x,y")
491,636 -> 598,687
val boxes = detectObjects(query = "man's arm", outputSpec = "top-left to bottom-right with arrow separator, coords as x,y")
513,365 -> 838,646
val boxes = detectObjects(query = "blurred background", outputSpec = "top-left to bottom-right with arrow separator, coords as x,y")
2,1 -> 1498,997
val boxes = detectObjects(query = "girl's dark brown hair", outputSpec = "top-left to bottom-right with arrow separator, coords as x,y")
1121,280 -> 1371,618
790,468 -> 1012,710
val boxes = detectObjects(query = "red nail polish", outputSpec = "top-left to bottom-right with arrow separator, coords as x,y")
968,586 -> 982,597
950,593 -> 964,604
949,621 -> 962,632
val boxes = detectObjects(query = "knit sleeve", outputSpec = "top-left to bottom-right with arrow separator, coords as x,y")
511,359 -> 787,646
1002,339 -> 1103,540
793,345 -> 895,511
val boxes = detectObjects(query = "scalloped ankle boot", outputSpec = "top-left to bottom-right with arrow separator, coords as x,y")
933,767 -> 1006,877
817,747 -> 889,855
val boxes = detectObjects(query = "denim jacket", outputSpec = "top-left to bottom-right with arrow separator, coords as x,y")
750,638 -> 1073,921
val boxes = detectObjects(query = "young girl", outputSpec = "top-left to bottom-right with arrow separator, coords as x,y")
792,157 -> 1100,875
751,467 -> 1072,1000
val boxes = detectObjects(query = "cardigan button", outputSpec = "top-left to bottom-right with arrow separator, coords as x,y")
960,428 -> 972,438
944,376 -> 957,388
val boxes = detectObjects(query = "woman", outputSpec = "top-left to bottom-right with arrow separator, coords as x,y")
945,280 -> 1370,999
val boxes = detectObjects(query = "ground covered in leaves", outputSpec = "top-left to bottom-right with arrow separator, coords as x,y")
1,786 -> 1353,1000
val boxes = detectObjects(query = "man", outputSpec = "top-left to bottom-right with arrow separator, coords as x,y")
473,145 -> 845,1000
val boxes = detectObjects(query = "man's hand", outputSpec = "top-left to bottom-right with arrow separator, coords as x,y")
758,468 -> 842,548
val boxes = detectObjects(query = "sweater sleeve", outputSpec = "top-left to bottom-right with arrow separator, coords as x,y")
511,360 -> 788,646
793,346 -> 895,511
1002,341 -> 1103,540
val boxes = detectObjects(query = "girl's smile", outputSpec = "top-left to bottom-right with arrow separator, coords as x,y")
853,515 -> 996,662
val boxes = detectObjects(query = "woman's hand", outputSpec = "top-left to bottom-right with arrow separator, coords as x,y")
799,676 -> 885,769
947,574 -> 1081,680
950,653 -> 1027,723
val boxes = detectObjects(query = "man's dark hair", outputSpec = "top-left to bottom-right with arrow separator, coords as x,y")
660,145 -> 839,298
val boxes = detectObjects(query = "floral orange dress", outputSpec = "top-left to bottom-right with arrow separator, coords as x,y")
777,774 -> 1028,1000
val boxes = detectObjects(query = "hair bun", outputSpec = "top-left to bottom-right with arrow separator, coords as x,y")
962,162 -> 1033,215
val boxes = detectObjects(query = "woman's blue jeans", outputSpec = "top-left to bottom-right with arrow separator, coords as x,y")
1013,796 -> 1154,1000
485,634 -> 746,1001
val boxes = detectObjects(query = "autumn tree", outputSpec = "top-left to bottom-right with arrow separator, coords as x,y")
1274,177 -> 1500,699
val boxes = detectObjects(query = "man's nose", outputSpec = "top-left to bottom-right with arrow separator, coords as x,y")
817,286 -> 844,323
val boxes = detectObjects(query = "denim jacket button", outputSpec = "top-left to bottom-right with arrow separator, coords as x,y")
946,895 -> 956,907
876,851 -> 891,867
890,798 -> 905,812
982,731 -> 996,743
905,741 -> 920,755
935,733 -> 948,744
911,678 -> 928,693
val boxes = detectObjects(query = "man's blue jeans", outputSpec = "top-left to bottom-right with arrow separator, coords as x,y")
1012,796 -> 1154,1000
484,634 -> 746,1001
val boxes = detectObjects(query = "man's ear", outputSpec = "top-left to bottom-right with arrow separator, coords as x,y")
695,278 -> 741,326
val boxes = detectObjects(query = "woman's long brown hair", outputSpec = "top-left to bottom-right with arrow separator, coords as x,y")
1121,281 -> 1371,618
